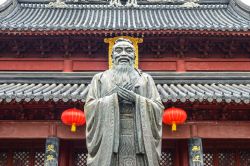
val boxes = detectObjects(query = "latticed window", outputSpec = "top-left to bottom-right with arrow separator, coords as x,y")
160,150 -> 175,166
0,150 -> 8,166
72,149 -> 175,166
240,150 -> 250,166
0,140 -> 45,166
204,149 -> 250,166
203,152 -> 214,166
13,150 -> 30,166
0,149 -> 45,166
218,151 -> 235,166
34,151 -> 46,166
73,149 -> 88,166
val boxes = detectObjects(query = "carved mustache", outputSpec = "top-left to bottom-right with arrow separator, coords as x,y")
115,56 -> 133,63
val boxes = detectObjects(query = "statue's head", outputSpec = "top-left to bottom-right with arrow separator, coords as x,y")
112,38 -> 135,67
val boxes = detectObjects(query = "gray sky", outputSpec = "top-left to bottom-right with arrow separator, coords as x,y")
241,0 -> 250,6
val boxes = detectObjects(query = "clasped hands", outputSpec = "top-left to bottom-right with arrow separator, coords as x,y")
116,82 -> 136,103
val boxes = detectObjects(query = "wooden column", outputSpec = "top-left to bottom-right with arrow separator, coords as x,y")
188,138 -> 204,166
44,137 -> 60,166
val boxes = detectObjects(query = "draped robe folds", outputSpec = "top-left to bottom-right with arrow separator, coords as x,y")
84,69 -> 164,166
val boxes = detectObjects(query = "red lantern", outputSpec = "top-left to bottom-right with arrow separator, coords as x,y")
163,107 -> 187,131
61,108 -> 86,132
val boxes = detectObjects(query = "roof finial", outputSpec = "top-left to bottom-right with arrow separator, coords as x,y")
180,0 -> 200,8
46,0 -> 68,8
109,0 -> 138,7
109,0 -> 122,7
126,0 -> 138,7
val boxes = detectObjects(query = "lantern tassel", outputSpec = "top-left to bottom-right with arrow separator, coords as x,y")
172,123 -> 177,131
71,123 -> 76,132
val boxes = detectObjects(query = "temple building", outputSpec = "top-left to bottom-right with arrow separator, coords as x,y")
0,0 -> 250,165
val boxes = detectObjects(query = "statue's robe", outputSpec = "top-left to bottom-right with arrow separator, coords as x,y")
84,69 -> 164,166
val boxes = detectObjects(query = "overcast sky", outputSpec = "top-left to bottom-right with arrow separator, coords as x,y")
0,0 -> 7,5
241,0 -> 250,6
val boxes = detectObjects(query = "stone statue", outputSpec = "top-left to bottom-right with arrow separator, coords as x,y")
84,38 -> 164,166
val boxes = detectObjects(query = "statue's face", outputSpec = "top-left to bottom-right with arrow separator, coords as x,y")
112,41 -> 135,66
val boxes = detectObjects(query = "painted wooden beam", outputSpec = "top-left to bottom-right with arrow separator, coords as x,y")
0,121 -> 250,139
163,121 -> 250,139
0,58 -> 250,71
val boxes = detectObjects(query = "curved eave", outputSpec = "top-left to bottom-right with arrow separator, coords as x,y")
0,0 -> 19,19
0,82 -> 249,104
0,72 -> 249,104
230,0 -> 250,20
0,3 -> 249,35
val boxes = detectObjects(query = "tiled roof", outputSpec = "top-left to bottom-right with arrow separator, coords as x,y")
0,82 -> 250,104
0,83 -> 90,103
0,2 -> 249,32
158,83 -> 250,104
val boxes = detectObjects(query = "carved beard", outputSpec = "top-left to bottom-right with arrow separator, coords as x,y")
111,63 -> 134,86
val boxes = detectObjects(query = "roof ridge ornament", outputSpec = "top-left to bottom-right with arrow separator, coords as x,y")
46,0 -> 68,8
109,0 -> 200,8
109,0 -> 138,7
180,0 -> 200,8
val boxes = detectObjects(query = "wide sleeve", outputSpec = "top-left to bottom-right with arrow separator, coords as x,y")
135,74 -> 164,164
84,74 -> 119,166
144,74 -> 164,139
